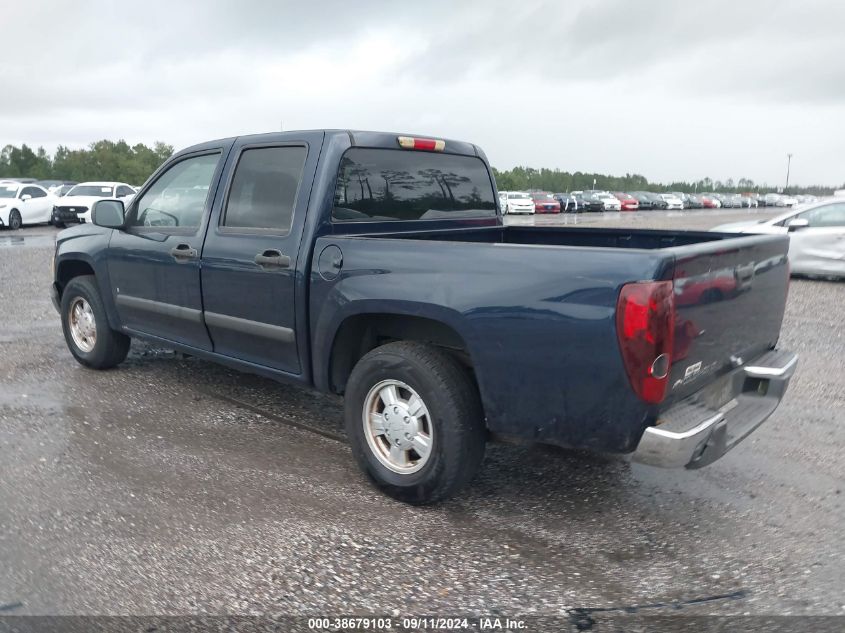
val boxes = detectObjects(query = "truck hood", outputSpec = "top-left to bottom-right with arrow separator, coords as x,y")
55,221 -> 111,246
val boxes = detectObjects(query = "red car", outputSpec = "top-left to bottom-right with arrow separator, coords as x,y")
613,192 -> 640,211
531,193 -> 561,214
700,195 -> 718,209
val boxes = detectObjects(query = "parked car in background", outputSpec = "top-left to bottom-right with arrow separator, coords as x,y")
643,192 -> 668,210
531,192 -> 561,214
573,192 -> 605,212
705,193 -> 732,208
553,192 -> 581,213
658,193 -> 684,210
501,191 -> 535,215
671,192 -> 691,209
712,199 -> 845,278
686,194 -> 704,209
594,191 -> 621,211
52,181 -> 137,226
722,193 -> 738,207
629,192 -> 654,210
741,194 -> 759,208
0,182 -> 56,229
780,194 -> 799,207
764,193 -> 784,207
699,194 -> 719,209
613,192 -> 639,211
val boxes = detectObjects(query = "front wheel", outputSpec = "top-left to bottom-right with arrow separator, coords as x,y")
8,209 -> 22,230
61,275 -> 130,369
344,341 -> 486,504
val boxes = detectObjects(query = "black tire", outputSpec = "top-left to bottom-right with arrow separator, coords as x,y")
8,209 -> 22,230
61,275 -> 130,369
344,341 -> 486,504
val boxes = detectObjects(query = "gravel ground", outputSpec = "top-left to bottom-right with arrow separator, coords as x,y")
0,214 -> 843,619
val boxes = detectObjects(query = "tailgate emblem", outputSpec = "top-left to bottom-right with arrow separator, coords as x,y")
684,361 -> 702,379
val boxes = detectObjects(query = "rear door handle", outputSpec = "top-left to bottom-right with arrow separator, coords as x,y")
170,243 -> 198,260
254,249 -> 291,269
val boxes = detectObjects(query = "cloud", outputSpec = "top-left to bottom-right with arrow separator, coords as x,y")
1,0 -> 843,185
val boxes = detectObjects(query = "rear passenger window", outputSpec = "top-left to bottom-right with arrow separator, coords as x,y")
332,148 -> 497,222
223,146 -> 306,233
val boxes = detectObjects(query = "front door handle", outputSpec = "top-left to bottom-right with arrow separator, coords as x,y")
254,249 -> 291,269
170,243 -> 198,261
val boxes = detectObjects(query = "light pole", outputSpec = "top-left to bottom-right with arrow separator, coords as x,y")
785,153 -> 793,193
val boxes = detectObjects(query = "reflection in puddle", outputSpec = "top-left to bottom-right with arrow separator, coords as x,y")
0,235 -> 54,248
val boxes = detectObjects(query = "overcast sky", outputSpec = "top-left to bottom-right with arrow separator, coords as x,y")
1,0 -> 843,186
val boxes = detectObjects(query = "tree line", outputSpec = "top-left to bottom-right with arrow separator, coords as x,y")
1,141 -> 174,186
492,166 -> 837,196
0,140 -> 837,195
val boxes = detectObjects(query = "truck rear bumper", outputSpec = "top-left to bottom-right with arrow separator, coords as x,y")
632,349 -> 797,469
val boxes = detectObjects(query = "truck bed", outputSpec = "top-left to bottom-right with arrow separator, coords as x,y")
372,224 -> 729,250
312,224 -> 790,451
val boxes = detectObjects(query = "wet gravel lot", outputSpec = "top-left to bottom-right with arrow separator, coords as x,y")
0,211 -> 843,618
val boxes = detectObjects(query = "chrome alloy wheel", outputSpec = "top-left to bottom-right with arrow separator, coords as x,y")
68,297 -> 97,353
363,379 -> 433,474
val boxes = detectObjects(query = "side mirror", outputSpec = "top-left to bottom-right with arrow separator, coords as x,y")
787,218 -> 809,232
21,194 -> 31,201
92,199 -> 125,229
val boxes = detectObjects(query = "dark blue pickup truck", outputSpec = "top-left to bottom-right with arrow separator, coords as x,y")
51,130 -> 797,503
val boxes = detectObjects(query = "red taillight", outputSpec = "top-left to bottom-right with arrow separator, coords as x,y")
616,280 -> 675,404
397,136 -> 445,151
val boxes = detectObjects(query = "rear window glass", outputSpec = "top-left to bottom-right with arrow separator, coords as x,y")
332,148 -> 497,222
223,146 -> 306,232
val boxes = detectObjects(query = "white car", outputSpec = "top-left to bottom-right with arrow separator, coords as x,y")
0,183 -> 56,229
764,193 -> 786,207
52,181 -> 136,226
712,199 -> 845,278
502,191 -> 535,214
659,194 -> 685,210
596,192 -> 621,211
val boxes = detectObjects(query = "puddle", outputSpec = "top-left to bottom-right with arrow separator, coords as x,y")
0,234 -> 54,248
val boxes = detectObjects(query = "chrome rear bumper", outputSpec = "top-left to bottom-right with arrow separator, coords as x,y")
632,349 -> 797,469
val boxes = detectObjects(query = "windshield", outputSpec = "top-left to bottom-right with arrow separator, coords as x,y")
508,192 -> 530,199
0,185 -> 20,198
67,185 -> 115,197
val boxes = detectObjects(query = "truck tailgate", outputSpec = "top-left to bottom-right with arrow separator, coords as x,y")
665,234 -> 791,404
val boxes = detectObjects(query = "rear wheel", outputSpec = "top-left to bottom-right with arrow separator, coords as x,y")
8,209 -> 22,230
61,275 -> 130,369
344,341 -> 486,504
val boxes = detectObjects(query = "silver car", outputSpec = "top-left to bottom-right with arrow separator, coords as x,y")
712,199 -> 845,278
